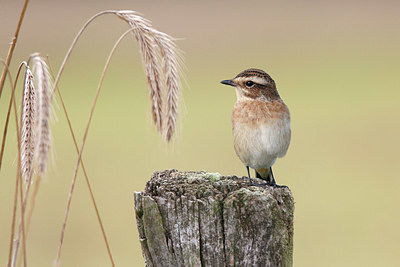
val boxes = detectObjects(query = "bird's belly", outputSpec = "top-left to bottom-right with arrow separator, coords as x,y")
233,119 -> 290,169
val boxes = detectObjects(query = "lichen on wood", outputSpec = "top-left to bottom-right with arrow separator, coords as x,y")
134,170 -> 294,267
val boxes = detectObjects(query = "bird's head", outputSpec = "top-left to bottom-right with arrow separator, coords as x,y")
221,68 -> 280,101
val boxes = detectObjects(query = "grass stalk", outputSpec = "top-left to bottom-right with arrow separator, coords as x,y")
46,60 -> 116,267
11,82 -> 26,267
0,0 -> 29,98
17,167 -> 27,267
55,27 -> 131,265
25,176 -> 41,235
2,8 -> 181,266
0,60 -> 17,173
50,10 -> 118,101
9,62 -> 32,267
7,160 -> 21,267
0,60 -> 19,267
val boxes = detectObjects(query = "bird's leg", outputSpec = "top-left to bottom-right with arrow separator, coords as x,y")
269,167 -> 277,187
246,166 -> 252,185
246,167 -> 267,187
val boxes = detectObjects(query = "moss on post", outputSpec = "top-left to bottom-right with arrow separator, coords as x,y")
134,170 -> 294,267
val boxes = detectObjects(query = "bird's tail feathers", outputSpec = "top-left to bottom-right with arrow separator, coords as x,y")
255,168 -> 271,180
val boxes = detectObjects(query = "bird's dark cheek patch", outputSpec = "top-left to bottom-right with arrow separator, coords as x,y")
243,88 -> 261,99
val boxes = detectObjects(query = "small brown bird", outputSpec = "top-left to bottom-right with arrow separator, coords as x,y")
221,68 -> 291,186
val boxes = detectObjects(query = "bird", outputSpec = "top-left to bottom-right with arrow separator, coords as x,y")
221,68 -> 291,186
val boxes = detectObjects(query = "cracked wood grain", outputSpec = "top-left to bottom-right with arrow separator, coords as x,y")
134,170 -> 294,267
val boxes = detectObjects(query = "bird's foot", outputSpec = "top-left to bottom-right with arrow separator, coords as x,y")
268,182 -> 288,189
266,180 -> 277,188
247,178 -> 267,188
247,175 -> 287,189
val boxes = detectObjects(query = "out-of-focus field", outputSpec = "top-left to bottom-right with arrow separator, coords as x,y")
1,0 -> 399,266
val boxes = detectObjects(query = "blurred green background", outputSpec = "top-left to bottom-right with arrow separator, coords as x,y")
1,0 -> 399,266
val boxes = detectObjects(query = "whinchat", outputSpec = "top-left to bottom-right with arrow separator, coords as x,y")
221,68 -> 291,186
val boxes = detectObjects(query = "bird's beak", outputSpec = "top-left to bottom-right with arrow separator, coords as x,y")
220,79 -> 236,87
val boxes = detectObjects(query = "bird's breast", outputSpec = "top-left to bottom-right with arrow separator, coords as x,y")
231,99 -> 291,169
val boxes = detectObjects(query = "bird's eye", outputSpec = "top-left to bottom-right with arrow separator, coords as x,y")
245,81 -> 254,87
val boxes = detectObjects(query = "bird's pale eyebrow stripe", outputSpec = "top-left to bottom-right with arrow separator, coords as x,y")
250,76 -> 268,85
234,76 -> 268,86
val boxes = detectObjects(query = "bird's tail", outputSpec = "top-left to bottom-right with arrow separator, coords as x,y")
255,168 -> 271,180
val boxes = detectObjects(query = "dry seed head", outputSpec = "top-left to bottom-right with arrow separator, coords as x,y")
21,68 -> 36,182
117,11 -> 164,133
152,31 -> 180,141
116,10 -> 181,141
32,54 -> 52,176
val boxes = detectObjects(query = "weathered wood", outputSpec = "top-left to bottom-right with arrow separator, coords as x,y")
134,170 -> 294,267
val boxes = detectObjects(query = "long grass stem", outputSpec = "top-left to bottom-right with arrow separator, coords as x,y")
0,60 -> 16,173
0,0 -> 29,98
47,60 -> 116,267
50,10 -> 118,102
54,29 -> 132,267
9,62 -> 30,267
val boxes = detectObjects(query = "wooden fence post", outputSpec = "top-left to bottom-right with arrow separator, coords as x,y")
134,170 -> 294,267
